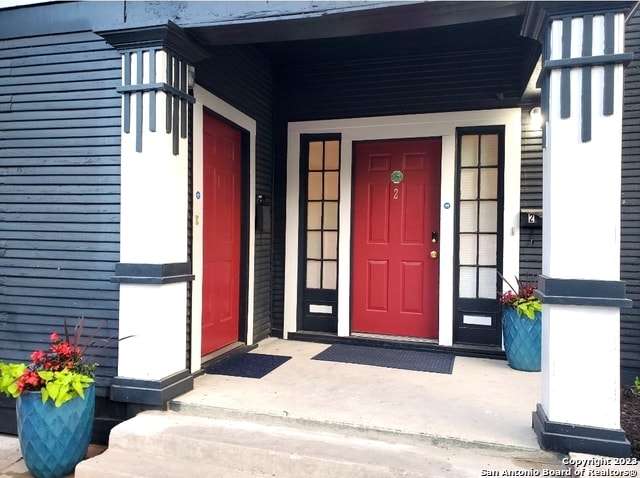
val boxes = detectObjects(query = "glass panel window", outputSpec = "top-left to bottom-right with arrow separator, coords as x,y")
307,231 -> 322,259
478,234 -> 497,265
308,202 -> 322,230
322,261 -> 337,289
309,142 -> 324,170
478,267 -> 497,298
459,202 -> 478,233
460,169 -> 478,200
459,266 -> 477,298
480,135 -> 499,166
308,172 -> 323,200
306,260 -> 321,289
457,133 -> 500,299
459,234 -> 477,265
323,231 -> 338,260
460,135 -> 479,167
323,202 -> 338,229
479,201 -> 497,232
324,141 -> 340,170
305,139 -> 341,290
324,172 -> 339,200
480,168 -> 498,199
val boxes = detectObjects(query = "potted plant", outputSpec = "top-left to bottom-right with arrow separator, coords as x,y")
0,318 -> 98,478
498,275 -> 542,372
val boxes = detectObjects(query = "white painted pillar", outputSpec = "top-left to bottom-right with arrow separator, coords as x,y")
99,23 -> 208,405
530,8 -> 633,457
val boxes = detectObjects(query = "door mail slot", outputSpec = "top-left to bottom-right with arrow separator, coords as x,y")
520,210 -> 542,228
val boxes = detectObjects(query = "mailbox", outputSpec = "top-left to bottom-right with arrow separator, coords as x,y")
256,194 -> 271,232
520,210 -> 542,228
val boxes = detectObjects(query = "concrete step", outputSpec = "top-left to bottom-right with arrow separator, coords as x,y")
75,410 -> 569,478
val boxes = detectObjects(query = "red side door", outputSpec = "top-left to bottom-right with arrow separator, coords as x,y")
352,139 -> 441,338
202,112 -> 242,355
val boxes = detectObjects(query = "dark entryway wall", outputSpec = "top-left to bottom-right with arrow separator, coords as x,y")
621,10 -> 640,385
519,108 -> 543,277
268,18 -> 540,336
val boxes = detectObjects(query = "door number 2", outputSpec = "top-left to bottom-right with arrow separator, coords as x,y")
393,187 -> 399,200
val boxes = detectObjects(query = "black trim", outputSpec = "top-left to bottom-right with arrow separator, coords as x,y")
542,53 -> 634,73
534,275 -> 633,308
111,262 -> 195,284
97,21 -> 209,63
521,2 -> 636,41
453,126 -> 505,347
110,369 -> 194,406
560,16 -> 571,120
532,404 -> 631,457
297,134 -> 342,334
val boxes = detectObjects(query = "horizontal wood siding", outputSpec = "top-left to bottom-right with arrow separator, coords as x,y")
0,32 -> 121,394
195,45 -> 274,342
622,12 -> 640,384
519,107 -> 543,277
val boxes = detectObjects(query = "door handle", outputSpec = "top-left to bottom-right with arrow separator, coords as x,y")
430,250 -> 438,259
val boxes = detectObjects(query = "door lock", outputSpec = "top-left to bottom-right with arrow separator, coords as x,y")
430,250 -> 438,259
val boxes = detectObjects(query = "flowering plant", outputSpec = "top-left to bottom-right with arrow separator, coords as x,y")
498,274 -> 542,320
0,319 -> 97,407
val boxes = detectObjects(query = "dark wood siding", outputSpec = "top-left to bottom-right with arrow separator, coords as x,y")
519,107 -> 543,276
0,30 -> 121,402
195,45 -> 274,342
622,11 -> 640,385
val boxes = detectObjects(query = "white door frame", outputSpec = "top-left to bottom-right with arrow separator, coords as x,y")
284,109 -> 522,346
191,84 -> 257,372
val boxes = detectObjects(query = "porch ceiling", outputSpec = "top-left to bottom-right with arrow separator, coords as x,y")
186,1 -> 540,103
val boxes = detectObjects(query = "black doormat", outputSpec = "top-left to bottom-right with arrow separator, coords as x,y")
312,344 -> 454,374
205,353 -> 292,379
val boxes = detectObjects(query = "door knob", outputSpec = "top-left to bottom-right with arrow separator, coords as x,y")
430,250 -> 438,259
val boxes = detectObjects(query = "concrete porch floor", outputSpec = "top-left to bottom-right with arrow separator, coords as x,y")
172,337 -> 543,451
1,337 -> 571,477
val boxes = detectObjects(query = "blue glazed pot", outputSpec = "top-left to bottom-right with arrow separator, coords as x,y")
16,383 -> 95,478
502,308 -> 542,372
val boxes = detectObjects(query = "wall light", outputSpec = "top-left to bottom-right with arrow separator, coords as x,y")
530,106 -> 542,130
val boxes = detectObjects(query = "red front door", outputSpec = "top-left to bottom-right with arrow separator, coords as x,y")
202,112 -> 242,355
352,139 -> 441,338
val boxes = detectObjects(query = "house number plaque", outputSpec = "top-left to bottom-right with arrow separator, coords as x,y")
391,171 -> 403,200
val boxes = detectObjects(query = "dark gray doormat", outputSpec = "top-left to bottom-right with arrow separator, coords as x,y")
312,344 -> 454,374
205,353 -> 292,379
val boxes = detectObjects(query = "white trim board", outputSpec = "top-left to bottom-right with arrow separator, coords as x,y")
192,84 -> 257,372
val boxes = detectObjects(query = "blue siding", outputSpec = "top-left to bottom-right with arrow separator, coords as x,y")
0,31 -> 121,394
622,11 -> 640,384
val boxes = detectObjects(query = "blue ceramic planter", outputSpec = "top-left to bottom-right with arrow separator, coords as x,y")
16,383 -> 95,478
502,308 -> 542,372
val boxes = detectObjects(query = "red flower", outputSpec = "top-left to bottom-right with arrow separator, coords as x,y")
50,332 -> 59,342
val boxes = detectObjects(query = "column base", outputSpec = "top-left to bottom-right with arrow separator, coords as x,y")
110,369 -> 193,406
532,403 -> 631,457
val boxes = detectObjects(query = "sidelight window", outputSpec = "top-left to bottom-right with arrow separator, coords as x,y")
305,140 -> 340,290
458,134 -> 499,299
454,127 -> 504,347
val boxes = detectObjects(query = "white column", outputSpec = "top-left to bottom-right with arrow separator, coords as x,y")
108,46 -> 195,405
533,11 -> 632,457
